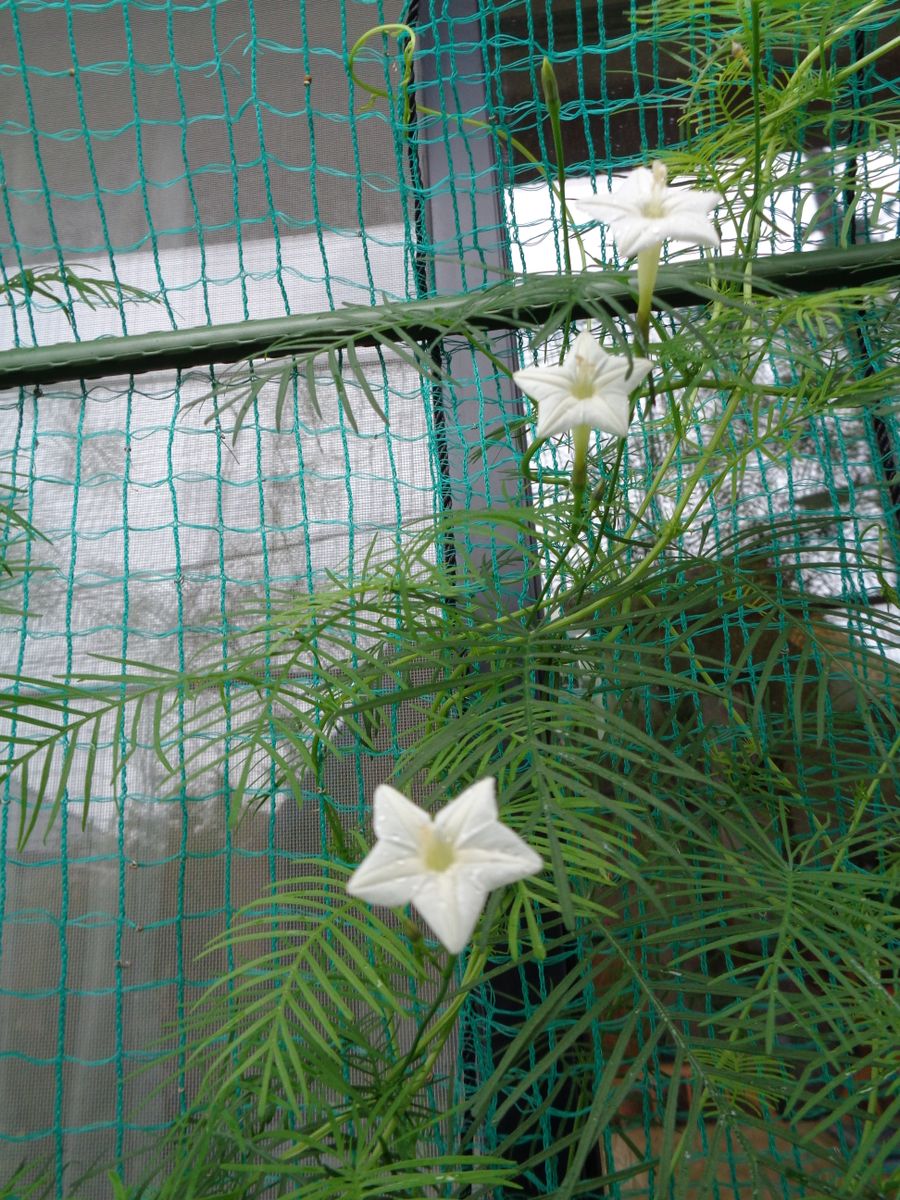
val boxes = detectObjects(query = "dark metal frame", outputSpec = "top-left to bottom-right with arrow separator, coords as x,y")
1,241 -> 897,391
412,1 -> 602,1192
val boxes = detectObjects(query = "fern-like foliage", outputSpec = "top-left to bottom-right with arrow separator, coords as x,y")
2,501 -> 898,1196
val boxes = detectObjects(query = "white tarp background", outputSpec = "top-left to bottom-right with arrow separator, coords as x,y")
0,0 -> 432,1183
0,224 -> 432,1189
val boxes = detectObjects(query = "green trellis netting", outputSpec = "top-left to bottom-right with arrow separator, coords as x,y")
0,0 -> 899,1196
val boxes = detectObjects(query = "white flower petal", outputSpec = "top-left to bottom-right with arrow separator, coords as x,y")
612,166 -> 655,202
587,359 -> 633,392
623,356 -> 654,391
576,193 -> 647,224
411,869 -> 487,954
650,213 -> 720,248
567,329 -> 606,365
536,393 -> 629,440
346,841 -> 424,906
511,363 -> 580,405
372,783 -> 431,848
456,826 -> 544,887
434,777 -> 497,843
666,191 -> 723,216
583,394 -> 631,438
614,221 -> 665,259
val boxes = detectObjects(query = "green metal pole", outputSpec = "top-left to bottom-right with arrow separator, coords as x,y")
0,239 -> 898,391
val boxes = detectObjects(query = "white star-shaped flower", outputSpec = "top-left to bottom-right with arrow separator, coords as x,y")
346,778 -> 542,954
576,161 -> 722,259
513,330 -> 652,440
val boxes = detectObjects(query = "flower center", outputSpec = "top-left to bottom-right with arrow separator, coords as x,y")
642,159 -> 669,220
570,354 -> 596,400
421,826 -> 456,872
642,197 -> 667,219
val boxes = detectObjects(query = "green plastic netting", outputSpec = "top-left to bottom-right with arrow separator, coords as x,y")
1,1 -> 899,1197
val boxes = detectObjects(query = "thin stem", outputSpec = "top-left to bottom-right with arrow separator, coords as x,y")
780,0 -> 884,96
541,56 -> 577,355
595,438 -> 627,543
347,26 -> 588,269
829,728 -> 900,873
391,952 -> 458,1075
520,432 -> 572,489
358,947 -> 488,1168
833,29 -> 900,85
744,0 -> 764,291
636,242 -> 661,417
561,444 -> 628,613
623,383 -> 702,541
738,0 -> 884,144
549,379 -> 752,640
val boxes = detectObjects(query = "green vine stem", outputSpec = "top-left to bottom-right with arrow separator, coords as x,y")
547,372 -> 761,644
347,25 -> 588,272
540,57 -> 574,293
829,727 -> 900,874
355,947 -> 489,1172
519,435 -> 571,487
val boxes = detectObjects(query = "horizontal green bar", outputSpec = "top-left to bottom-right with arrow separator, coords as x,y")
1,239 -> 897,392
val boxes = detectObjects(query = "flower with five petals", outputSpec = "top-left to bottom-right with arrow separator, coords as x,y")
576,160 -> 722,259
346,778 -> 542,954
513,330 -> 652,440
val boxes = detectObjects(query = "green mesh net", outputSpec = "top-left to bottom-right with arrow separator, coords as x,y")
1,1 -> 899,1197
